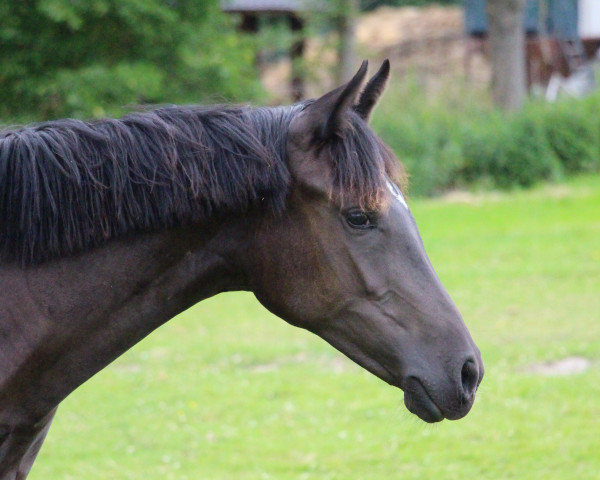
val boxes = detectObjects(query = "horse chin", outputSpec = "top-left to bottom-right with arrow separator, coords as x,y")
402,377 -> 445,423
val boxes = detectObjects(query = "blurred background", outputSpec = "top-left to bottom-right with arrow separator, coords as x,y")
2,1 -> 598,479
2,0 -> 600,195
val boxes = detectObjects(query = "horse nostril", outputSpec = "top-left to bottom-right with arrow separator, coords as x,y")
461,359 -> 479,399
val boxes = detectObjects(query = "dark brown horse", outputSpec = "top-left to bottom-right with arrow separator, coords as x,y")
0,61 -> 483,479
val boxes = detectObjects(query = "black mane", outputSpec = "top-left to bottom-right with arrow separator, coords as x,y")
0,104 -> 402,265
0,105 -> 298,264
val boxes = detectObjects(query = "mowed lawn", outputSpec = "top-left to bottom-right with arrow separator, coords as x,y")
33,175 -> 600,480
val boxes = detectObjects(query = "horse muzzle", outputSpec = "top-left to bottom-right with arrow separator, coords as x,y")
402,355 -> 484,423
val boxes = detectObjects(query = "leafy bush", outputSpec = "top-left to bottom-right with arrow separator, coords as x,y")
461,109 -> 563,189
536,100 -> 600,173
0,0 -> 263,122
372,82 -> 600,196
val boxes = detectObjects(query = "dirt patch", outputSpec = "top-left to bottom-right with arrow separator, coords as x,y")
524,356 -> 591,376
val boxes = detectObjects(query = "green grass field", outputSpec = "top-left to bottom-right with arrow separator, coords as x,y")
32,175 -> 600,480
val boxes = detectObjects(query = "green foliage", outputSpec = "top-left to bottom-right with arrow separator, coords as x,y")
0,0 -> 263,121
372,84 -> 467,195
537,99 -> 600,173
372,81 -> 600,196
461,108 -> 563,189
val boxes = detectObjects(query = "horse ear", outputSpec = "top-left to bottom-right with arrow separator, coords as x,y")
354,59 -> 390,121
307,60 -> 369,140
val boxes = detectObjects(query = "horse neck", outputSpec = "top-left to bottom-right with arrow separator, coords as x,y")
0,217 -> 253,425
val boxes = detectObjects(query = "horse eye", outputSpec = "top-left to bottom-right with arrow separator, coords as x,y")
345,210 -> 376,229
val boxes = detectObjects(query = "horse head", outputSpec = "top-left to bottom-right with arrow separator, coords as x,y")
249,61 -> 483,422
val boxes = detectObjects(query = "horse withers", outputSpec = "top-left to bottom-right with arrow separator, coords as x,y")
0,60 -> 483,478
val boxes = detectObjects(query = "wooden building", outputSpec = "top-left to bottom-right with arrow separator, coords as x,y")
222,0 -> 319,101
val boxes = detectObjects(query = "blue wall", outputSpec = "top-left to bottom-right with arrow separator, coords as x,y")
464,0 -> 578,39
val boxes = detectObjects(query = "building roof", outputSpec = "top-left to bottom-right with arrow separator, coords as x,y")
221,0 -> 317,14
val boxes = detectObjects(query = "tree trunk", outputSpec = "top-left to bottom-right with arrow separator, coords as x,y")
289,14 -> 306,102
335,0 -> 358,84
487,0 -> 527,111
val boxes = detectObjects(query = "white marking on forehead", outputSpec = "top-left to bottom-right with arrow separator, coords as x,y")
386,180 -> 409,210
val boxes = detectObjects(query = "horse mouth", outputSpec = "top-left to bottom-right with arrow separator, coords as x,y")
403,377 -> 444,423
